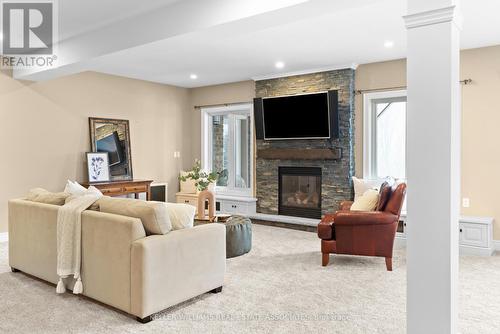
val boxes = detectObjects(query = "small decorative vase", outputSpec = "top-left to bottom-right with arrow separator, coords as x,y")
197,189 -> 215,220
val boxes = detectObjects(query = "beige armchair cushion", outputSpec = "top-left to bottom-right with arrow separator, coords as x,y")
26,188 -> 70,206
98,197 -> 172,235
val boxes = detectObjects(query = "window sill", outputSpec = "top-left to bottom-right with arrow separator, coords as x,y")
215,193 -> 257,202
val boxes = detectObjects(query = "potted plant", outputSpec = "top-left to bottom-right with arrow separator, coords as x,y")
179,160 -> 219,220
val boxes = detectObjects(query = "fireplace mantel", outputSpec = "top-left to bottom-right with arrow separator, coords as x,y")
257,148 -> 341,160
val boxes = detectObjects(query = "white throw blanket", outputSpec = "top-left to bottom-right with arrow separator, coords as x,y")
56,193 -> 102,294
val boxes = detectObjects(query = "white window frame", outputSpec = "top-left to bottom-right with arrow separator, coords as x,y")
201,103 -> 254,197
363,89 -> 407,180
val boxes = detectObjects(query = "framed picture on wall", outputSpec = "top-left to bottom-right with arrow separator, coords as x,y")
86,152 -> 111,183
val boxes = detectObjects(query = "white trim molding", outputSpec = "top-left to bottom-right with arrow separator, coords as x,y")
493,240 -> 500,252
362,89 -> 407,179
200,103 -> 254,198
251,63 -> 358,81
0,232 -> 8,243
403,5 -> 462,30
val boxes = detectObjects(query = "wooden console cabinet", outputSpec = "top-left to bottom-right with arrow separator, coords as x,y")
82,180 -> 153,200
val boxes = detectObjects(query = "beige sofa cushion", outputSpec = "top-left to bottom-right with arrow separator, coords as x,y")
27,188 -> 70,206
64,195 -> 100,211
98,197 -> 172,235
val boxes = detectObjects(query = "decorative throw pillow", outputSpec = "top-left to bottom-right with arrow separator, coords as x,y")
352,177 -> 382,200
64,180 -> 102,197
376,180 -> 393,211
350,189 -> 380,211
165,203 -> 196,230
179,171 -> 197,194
27,188 -> 70,206
64,180 -> 88,196
98,197 -> 172,235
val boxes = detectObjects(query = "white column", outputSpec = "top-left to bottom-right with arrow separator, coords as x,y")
404,1 -> 461,333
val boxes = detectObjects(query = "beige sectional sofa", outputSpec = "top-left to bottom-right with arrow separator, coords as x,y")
8,198 -> 226,323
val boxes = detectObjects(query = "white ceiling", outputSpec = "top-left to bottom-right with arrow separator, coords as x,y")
15,0 -> 500,87
59,0 -> 183,40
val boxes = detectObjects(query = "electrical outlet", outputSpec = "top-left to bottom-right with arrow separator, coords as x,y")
174,151 -> 181,158
462,198 -> 470,208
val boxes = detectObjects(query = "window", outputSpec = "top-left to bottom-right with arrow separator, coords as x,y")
201,104 -> 253,196
363,90 -> 407,180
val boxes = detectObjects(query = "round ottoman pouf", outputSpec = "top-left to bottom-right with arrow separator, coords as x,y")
225,215 -> 252,258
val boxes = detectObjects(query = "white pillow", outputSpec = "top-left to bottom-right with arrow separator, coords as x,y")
351,189 -> 380,211
64,180 -> 102,197
352,177 -> 383,200
165,203 -> 196,230
179,171 -> 197,194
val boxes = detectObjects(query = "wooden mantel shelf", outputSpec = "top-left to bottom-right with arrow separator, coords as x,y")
257,148 -> 342,160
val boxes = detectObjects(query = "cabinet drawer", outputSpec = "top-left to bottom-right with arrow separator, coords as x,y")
101,187 -> 123,195
459,223 -> 488,248
177,197 -> 197,206
222,201 -> 246,214
124,185 -> 147,193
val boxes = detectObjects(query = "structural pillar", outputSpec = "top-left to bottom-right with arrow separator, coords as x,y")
404,1 -> 461,333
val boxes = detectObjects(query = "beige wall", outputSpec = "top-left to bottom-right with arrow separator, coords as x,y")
189,80 -> 256,161
0,71 -> 192,232
355,45 -> 500,239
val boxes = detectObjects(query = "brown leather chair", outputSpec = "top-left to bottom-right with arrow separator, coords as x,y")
317,182 -> 406,271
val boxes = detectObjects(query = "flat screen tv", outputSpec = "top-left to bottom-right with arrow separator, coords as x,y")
262,92 -> 332,140
96,131 -> 124,166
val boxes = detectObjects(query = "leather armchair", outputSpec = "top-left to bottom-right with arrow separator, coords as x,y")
318,182 -> 406,271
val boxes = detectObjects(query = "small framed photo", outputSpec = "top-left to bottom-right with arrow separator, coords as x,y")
86,152 -> 111,183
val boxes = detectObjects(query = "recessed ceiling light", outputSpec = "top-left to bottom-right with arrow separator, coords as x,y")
384,40 -> 394,48
275,61 -> 285,69
190,74 -> 198,80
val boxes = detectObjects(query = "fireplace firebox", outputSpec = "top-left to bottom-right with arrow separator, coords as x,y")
278,167 -> 322,219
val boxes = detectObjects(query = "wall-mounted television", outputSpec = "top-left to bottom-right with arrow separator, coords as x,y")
254,90 -> 338,140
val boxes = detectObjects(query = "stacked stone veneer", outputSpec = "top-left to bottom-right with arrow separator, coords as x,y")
255,69 -> 355,216
212,115 -> 227,175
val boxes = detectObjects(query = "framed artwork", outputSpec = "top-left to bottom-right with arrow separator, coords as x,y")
86,152 -> 111,183
89,117 -> 133,181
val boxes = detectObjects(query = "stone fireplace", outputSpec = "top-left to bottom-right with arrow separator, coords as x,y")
255,68 -> 355,217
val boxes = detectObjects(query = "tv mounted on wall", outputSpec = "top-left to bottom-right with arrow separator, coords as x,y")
253,90 -> 339,140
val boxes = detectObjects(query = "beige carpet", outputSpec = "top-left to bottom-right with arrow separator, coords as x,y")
0,224 -> 499,334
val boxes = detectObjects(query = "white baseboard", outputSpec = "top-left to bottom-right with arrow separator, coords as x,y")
460,245 -> 495,256
0,232 -> 8,243
395,236 -> 499,255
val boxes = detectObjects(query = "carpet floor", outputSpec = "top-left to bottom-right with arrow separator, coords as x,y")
1,224 -> 500,333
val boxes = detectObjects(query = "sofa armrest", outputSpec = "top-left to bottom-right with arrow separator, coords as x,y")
334,211 -> 398,226
317,220 -> 334,240
80,210 -> 146,312
339,201 -> 354,211
131,223 -> 226,318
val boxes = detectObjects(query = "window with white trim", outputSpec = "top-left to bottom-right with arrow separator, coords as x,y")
201,104 -> 253,196
363,90 -> 407,180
